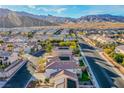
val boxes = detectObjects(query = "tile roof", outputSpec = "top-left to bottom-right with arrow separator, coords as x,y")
0,50 -> 10,57
50,70 -> 78,79
116,45 -> 124,51
46,61 -> 79,69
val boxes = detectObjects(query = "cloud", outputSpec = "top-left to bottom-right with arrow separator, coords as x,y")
27,5 -> 36,9
84,10 -> 105,15
81,5 -> 124,16
39,7 -> 67,14
80,6 -> 111,16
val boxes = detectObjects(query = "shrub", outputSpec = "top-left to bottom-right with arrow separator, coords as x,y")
113,53 -> 124,63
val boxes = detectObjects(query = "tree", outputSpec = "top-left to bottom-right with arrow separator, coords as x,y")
70,45 -> 76,50
37,58 -> 46,72
0,40 -> 4,44
28,32 -> 33,38
73,48 -> 80,56
79,59 -> 84,66
113,53 -> 124,63
7,44 -> 14,51
71,33 -> 76,37
121,60 -> 124,66
31,48 -> 35,53
104,48 -> 113,54
7,44 -> 13,48
0,64 -> 5,69
45,41 -> 52,53
44,78 -> 49,83
59,41 -> 76,47
38,58 -> 46,64
59,41 -> 69,46
39,40 -> 53,53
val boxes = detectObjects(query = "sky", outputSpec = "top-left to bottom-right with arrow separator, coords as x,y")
0,5 -> 124,18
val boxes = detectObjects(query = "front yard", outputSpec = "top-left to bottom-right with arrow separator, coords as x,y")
27,79 -> 53,88
78,59 -> 90,82
79,70 -> 90,82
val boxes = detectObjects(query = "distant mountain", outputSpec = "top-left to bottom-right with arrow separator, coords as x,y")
77,14 -> 124,22
1,8 -> 124,28
0,8 -> 11,17
0,8 -> 57,28
39,14 -> 76,24
17,12 -> 76,23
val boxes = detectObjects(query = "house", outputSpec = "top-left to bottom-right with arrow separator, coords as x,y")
0,50 -> 19,65
64,37 -> 76,41
45,47 -> 81,80
0,50 -> 11,64
52,47 -> 73,56
26,46 -> 82,88
8,52 -> 19,63
24,45 -> 31,54
115,45 -> 124,54
61,29 -> 69,35
88,34 -> 115,44
0,51 -> 24,79
50,70 -> 79,88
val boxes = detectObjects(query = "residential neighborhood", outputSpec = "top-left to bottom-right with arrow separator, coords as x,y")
0,26 -> 124,88
0,5 -> 124,88
0,28 -> 93,88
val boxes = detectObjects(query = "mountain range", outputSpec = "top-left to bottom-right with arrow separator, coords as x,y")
0,8 -> 124,28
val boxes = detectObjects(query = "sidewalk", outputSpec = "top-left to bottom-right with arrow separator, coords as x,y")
99,52 -> 124,80
78,39 -> 100,88
82,36 -> 124,76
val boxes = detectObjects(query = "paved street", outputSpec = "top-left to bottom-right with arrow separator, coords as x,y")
3,50 -> 45,88
3,63 -> 32,88
79,39 -> 124,88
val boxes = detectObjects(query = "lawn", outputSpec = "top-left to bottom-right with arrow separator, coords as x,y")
79,70 -> 90,82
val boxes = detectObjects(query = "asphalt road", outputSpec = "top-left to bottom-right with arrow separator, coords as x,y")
3,50 -> 45,88
79,39 -> 124,88
3,63 -> 32,88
